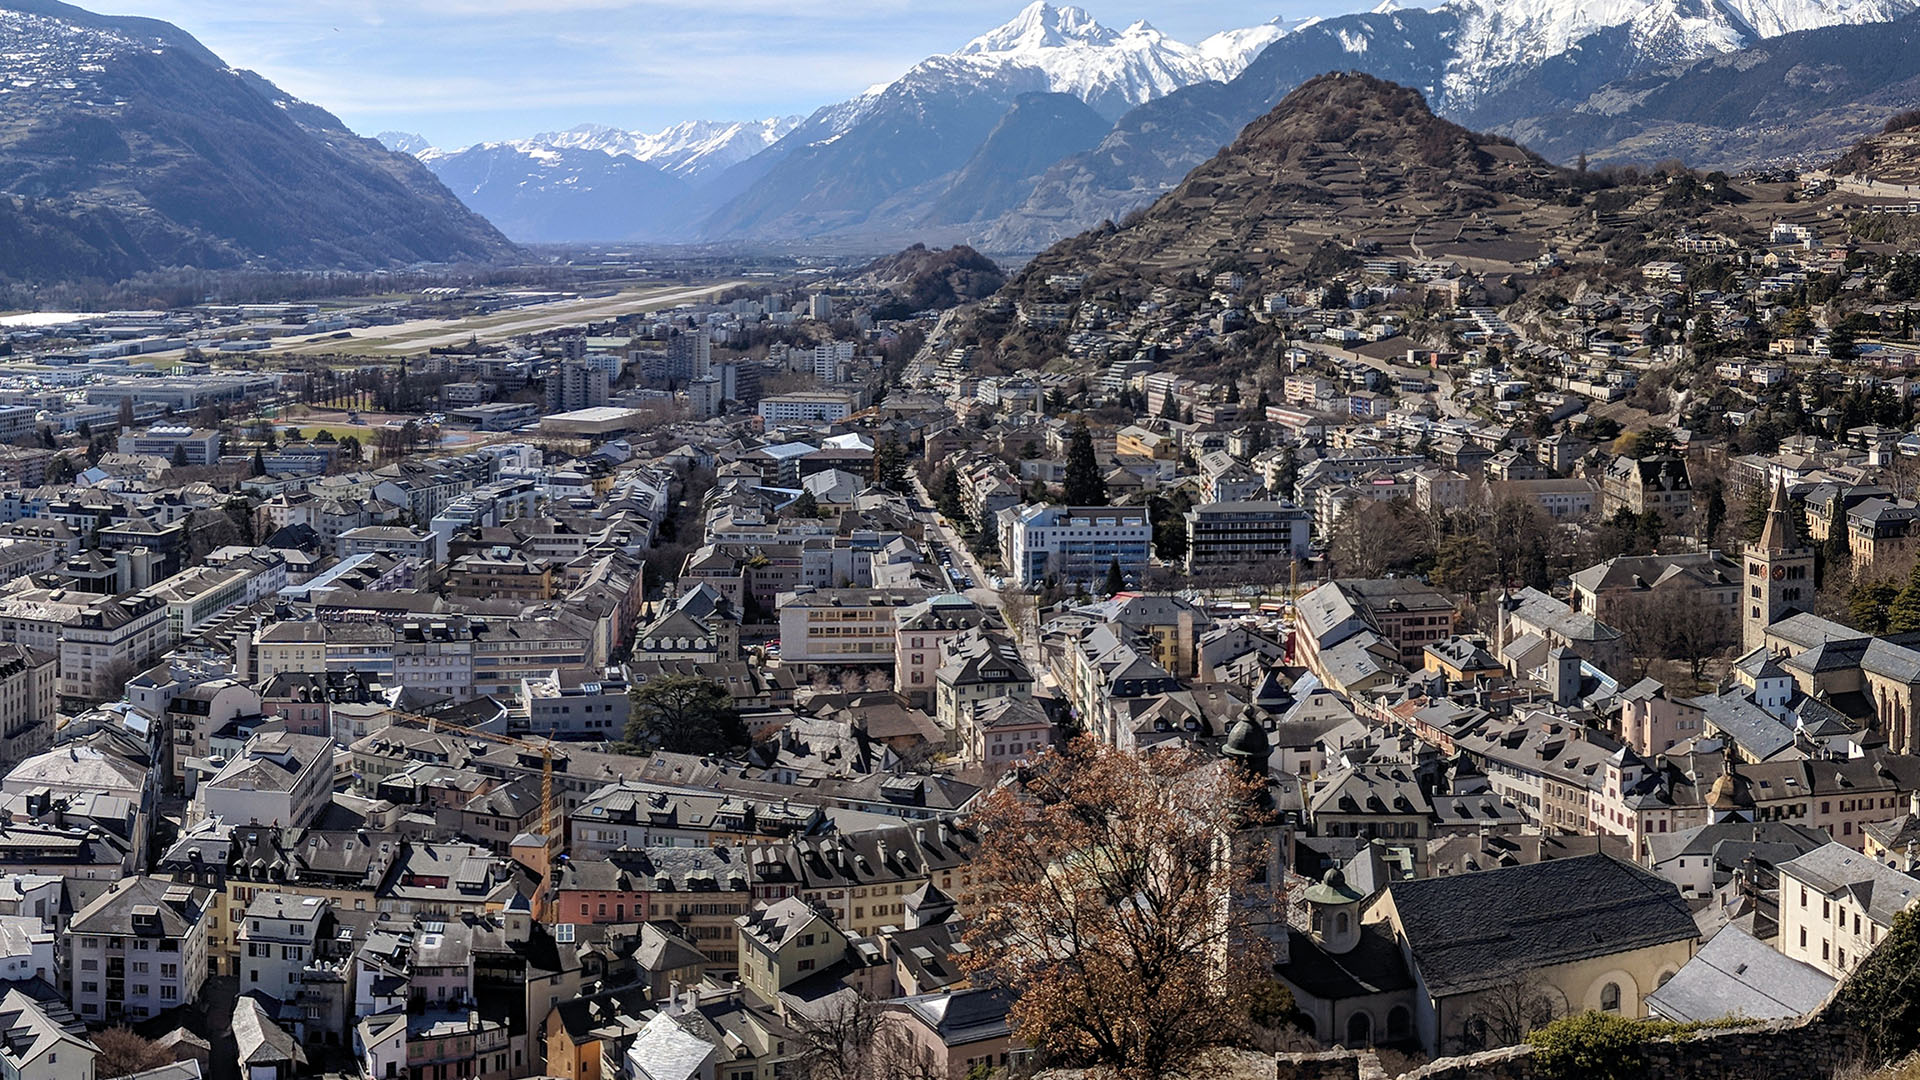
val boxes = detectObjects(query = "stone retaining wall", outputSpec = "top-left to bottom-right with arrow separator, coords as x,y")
1271,1014 -> 1866,1080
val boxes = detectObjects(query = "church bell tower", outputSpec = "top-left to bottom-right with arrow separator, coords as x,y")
1743,478 -> 1814,654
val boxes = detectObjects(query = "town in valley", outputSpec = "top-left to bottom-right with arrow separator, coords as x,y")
5,3 -> 1920,1080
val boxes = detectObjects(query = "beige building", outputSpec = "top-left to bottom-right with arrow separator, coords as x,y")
1365,855 -> 1697,1055
893,595 -> 1005,709
1601,455 -> 1693,518
932,629 -> 1032,737
1777,842 -> 1920,978
0,643 -> 56,774
735,896 -> 845,1004
777,587 -> 931,666
882,988 -> 1020,1080
963,697 -> 1054,781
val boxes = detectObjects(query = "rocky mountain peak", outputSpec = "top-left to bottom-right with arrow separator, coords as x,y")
963,2 -> 1120,54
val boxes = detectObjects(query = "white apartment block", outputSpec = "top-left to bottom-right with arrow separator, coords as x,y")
67,878 -> 209,1023
757,392 -> 856,425
199,731 -> 335,830
116,425 -> 221,465
238,893 -> 328,998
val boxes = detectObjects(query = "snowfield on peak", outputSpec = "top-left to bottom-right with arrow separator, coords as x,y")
405,115 -> 801,183
887,1 -> 1295,118
1437,0 -> 1917,108
525,117 -> 802,180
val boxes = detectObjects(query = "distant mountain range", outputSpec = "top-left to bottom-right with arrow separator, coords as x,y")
393,2 -> 1294,246
389,0 -> 1920,252
9,0 -> 1920,284
1497,14 -> 1920,171
0,0 -> 514,284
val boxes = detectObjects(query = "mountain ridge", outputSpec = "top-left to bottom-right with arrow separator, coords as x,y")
1495,10 -> 1920,170
0,0 -> 515,282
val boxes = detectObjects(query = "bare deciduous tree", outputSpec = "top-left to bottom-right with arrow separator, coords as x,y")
788,994 -> 946,1080
998,587 -> 1037,644
94,1027 -> 173,1079
1328,498 -> 1430,580
1611,587 -> 1735,684
961,737 -> 1277,1079
1452,967 -> 1563,1053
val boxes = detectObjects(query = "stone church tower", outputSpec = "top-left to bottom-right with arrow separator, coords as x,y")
1743,478 -> 1815,654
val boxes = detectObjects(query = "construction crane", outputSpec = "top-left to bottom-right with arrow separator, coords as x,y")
410,714 -> 563,922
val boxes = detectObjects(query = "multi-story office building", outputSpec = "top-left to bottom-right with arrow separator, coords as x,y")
116,426 -> 222,465
1184,501 -> 1312,573
998,504 -> 1151,588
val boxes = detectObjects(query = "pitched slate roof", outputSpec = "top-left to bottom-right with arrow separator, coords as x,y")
1687,689 -> 1799,762
1778,842 -> 1920,926
1645,924 -> 1834,1023
1279,923 -> 1416,1000
1386,854 -> 1696,997
233,994 -> 306,1067
895,987 -> 1013,1048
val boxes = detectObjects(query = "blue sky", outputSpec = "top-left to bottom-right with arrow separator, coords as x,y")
100,0 -> 1396,147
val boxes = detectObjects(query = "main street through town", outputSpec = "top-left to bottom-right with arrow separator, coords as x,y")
908,473 -> 1055,692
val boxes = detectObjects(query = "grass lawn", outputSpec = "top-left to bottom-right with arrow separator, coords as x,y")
297,424 -> 377,442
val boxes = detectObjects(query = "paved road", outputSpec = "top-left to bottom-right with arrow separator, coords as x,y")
909,473 -> 1053,689
1312,341 -> 1469,420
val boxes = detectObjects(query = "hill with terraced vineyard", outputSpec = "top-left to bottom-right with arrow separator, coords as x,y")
967,73 -> 1608,364
1831,111 -> 1920,185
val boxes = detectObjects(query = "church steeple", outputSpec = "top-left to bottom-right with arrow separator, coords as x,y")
1743,476 -> 1814,653
1756,476 -> 1797,553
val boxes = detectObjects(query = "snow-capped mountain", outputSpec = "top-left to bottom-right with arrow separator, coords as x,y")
980,0 -> 1920,251
892,1 -> 1285,120
398,114 -> 799,183
390,113 -> 802,243
375,131 -> 432,155
1436,0 -> 1918,110
376,0 -> 1920,249
511,117 -> 803,182
696,2 -> 1303,240
420,141 -> 696,243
